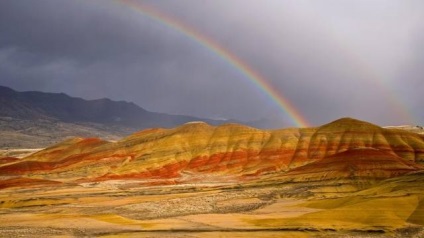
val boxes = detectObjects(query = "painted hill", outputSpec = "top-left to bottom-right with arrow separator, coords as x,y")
0,85 -> 231,148
285,148 -> 421,180
1,118 -> 423,185
1,118 -> 424,236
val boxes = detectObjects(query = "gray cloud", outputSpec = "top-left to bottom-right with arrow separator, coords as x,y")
395,25 -> 424,124
0,0 -> 423,127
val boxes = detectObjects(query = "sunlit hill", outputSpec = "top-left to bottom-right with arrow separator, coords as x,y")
0,117 -> 423,237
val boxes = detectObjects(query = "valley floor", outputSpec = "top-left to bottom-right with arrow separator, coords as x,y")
0,173 -> 423,237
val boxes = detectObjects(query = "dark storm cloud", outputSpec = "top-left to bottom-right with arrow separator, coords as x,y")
145,0 -> 424,126
0,0 -> 423,127
0,0 -> 275,122
0,0 -> 179,65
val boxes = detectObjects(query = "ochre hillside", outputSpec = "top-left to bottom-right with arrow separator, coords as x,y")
1,118 -> 424,237
0,118 -> 423,185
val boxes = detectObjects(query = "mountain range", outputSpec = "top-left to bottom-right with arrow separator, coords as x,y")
0,85 -> 233,148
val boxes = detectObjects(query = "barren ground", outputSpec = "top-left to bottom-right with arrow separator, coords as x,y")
0,175 -> 423,237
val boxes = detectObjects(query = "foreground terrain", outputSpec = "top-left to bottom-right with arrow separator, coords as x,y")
0,118 -> 423,237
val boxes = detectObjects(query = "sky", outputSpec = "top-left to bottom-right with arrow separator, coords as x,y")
0,0 -> 423,127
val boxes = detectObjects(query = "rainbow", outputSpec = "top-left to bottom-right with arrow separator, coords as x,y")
115,0 -> 309,127
307,8 -> 416,125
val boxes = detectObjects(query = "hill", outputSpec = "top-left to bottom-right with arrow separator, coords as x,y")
0,118 -> 423,237
1,117 -> 423,183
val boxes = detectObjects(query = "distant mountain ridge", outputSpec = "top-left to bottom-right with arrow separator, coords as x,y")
0,85 -> 230,128
0,85 -> 232,148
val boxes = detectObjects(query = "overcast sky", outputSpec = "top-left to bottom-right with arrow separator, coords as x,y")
0,0 -> 423,127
